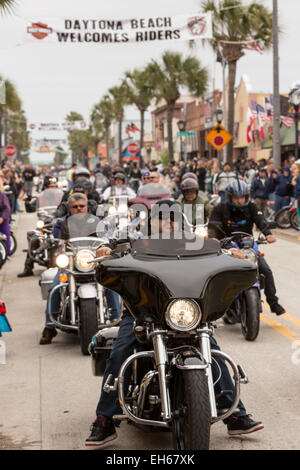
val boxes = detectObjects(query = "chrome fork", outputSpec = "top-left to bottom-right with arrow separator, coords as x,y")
199,326 -> 218,420
152,332 -> 172,421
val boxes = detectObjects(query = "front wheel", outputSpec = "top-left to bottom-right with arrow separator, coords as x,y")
79,298 -> 98,355
275,208 -> 291,229
172,369 -> 211,450
241,287 -> 261,341
290,210 -> 300,231
10,232 -> 17,255
0,241 -> 8,264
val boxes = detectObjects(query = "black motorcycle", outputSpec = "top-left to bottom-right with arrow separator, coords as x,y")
90,233 -> 257,450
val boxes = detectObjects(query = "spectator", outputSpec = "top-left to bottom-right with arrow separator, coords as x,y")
250,166 -> 271,216
215,162 -> 238,202
0,181 -> 11,257
269,166 -> 293,213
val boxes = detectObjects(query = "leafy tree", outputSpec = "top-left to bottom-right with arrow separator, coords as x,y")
201,0 -> 272,163
109,83 -> 130,164
146,51 -> 208,162
65,111 -> 92,166
0,0 -> 15,15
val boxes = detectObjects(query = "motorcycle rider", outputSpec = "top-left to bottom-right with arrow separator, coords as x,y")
102,172 -> 136,202
39,193 -> 121,345
208,179 -> 286,316
17,176 -> 63,278
177,177 -> 213,226
85,200 -> 263,447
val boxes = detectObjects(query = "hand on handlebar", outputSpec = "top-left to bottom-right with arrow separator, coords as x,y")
96,246 -> 112,257
266,235 -> 276,244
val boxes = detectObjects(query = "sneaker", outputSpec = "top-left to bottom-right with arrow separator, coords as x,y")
17,271 -> 34,278
224,414 -> 264,436
85,415 -> 117,447
270,303 -> 286,316
39,327 -> 57,345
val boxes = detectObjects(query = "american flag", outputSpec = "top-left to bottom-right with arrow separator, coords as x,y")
250,99 -> 295,128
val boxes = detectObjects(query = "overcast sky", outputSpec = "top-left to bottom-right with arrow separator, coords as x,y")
0,0 -> 299,125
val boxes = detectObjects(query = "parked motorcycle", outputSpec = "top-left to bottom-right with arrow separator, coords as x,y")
274,198 -> 296,229
89,232 -> 257,449
221,231 -> 267,341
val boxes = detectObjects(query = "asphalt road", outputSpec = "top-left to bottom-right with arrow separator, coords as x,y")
1,212 -> 300,450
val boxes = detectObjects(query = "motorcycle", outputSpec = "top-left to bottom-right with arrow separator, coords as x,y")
221,231 -> 267,341
274,198 -> 296,229
43,233 -> 122,355
89,229 -> 257,449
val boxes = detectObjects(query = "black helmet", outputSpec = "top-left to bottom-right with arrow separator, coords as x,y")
25,196 -> 38,213
151,200 -> 182,221
43,175 -> 57,189
225,179 -> 249,208
74,177 -> 92,192
180,178 -> 199,192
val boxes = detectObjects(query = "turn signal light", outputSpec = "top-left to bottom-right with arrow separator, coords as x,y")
59,274 -> 68,283
0,301 -> 6,315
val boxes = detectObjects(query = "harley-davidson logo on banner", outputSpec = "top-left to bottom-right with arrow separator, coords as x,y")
24,13 -> 212,44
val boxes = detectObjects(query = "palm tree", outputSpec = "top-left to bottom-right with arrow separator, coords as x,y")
109,83 -> 130,164
123,68 -> 156,167
146,51 -> 208,162
201,0 -> 272,163
91,95 -> 115,163
0,77 -> 22,152
0,0 -> 15,14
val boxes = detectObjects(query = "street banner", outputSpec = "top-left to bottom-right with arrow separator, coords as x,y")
24,13 -> 212,45
27,121 -> 88,131
31,138 -> 68,147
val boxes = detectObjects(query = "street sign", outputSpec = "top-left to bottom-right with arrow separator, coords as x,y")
5,145 -> 16,158
177,131 -> 196,137
127,142 -> 139,155
205,125 -> 232,151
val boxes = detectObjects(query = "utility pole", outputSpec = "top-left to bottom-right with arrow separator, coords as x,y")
273,0 -> 281,169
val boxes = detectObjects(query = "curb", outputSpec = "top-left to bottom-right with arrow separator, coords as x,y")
273,228 -> 300,243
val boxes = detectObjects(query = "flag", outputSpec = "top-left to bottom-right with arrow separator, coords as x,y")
247,107 -> 254,143
257,107 -> 266,140
244,40 -> 264,55
125,123 -> 141,135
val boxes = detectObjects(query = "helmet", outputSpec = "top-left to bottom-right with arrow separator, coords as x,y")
43,175 -> 57,188
225,179 -> 249,208
74,177 -> 92,192
180,178 -> 199,192
74,167 -> 90,180
151,200 -> 182,221
25,196 -> 38,213
114,172 -> 126,181
182,172 -> 198,182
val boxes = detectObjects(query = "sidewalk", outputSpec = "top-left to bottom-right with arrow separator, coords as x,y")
272,227 -> 300,244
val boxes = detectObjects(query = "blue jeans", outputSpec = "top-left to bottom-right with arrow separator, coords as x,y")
96,316 -> 246,418
45,271 -> 121,327
275,194 -> 290,213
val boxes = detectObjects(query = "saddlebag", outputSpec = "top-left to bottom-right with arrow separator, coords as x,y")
39,268 -> 58,300
90,326 -> 119,376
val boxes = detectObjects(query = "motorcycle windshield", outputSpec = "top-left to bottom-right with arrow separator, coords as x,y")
38,189 -> 64,214
137,183 -> 170,197
98,234 -> 257,323
94,173 -> 108,189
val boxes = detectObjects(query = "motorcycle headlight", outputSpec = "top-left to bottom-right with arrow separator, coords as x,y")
140,210 -> 147,220
56,254 -> 69,269
165,299 -> 201,332
195,226 -> 208,237
243,248 -> 258,264
75,249 -> 95,272
118,204 -> 128,215
36,220 -> 44,230
108,206 -> 117,215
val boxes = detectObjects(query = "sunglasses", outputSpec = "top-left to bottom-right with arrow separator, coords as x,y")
71,204 -> 87,209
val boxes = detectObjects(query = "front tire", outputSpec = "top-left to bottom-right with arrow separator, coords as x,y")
172,369 -> 211,450
10,233 -> 17,255
0,241 -> 8,264
79,298 -> 98,355
290,210 -> 299,231
275,208 -> 291,229
241,287 -> 261,341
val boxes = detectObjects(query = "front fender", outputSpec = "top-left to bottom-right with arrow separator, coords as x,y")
174,349 -> 208,371
77,284 -> 97,299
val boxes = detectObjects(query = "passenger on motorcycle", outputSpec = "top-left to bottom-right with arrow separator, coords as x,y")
102,172 -> 136,202
85,200 -> 263,448
39,193 -> 121,345
177,178 -> 213,226
208,179 -> 286,316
